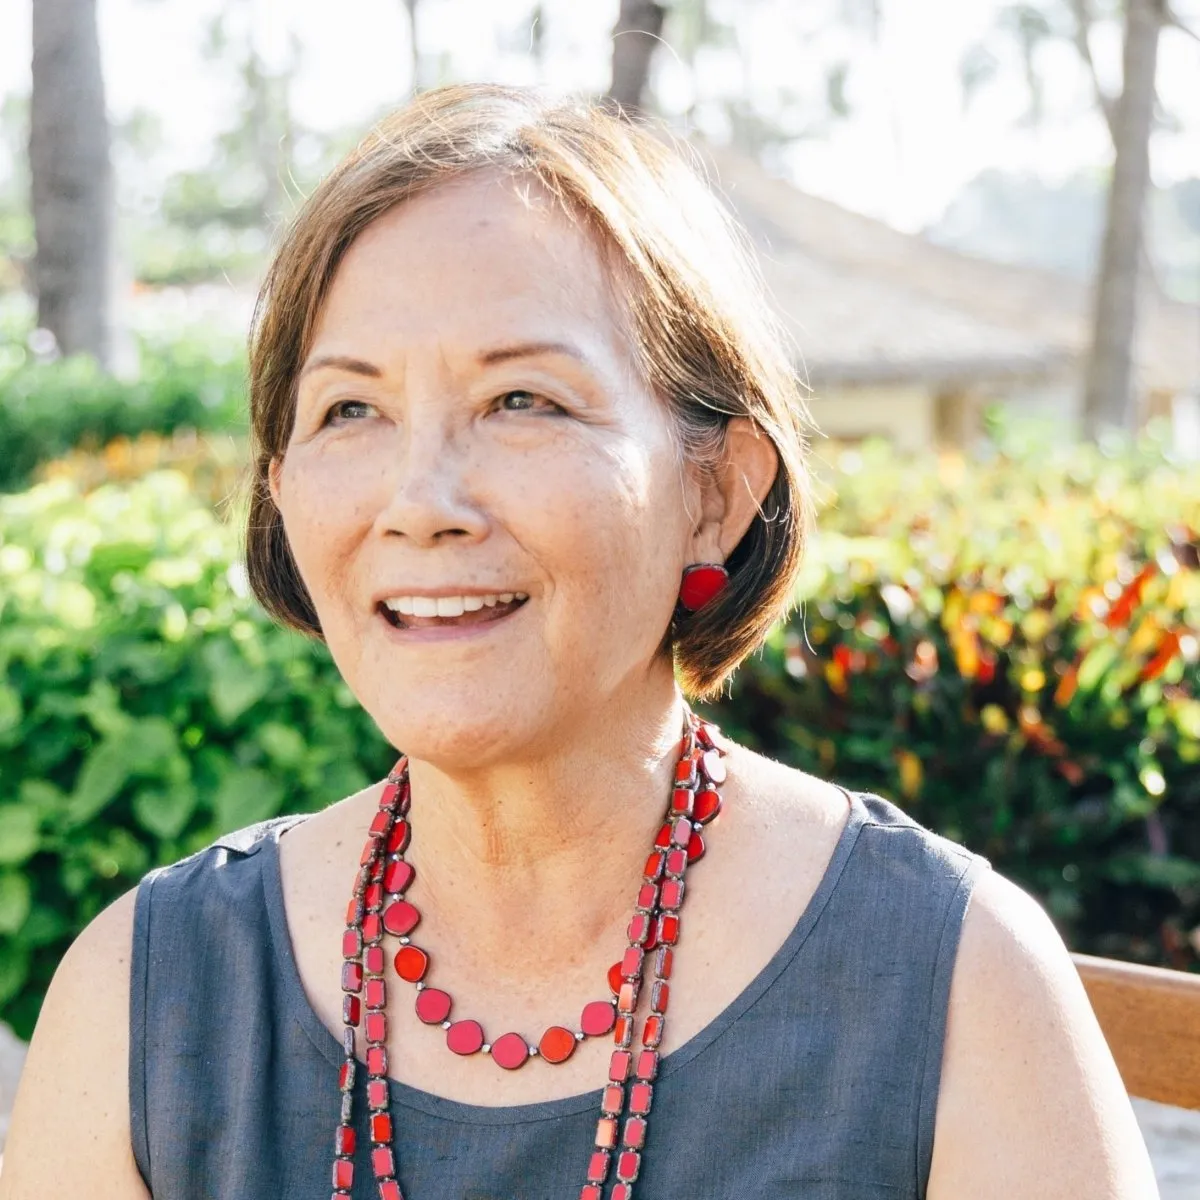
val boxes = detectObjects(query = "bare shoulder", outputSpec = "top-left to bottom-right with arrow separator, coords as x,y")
927,869 -> 1159,1199
0,888 -> 149,1198
720,741 -> 852,834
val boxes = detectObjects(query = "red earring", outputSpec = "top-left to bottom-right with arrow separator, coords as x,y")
678,563 -> 729,612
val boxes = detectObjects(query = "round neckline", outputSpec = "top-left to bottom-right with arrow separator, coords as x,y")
261,786 -> 867,1127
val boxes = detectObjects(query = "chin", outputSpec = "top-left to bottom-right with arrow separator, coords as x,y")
363,683 -> 563,770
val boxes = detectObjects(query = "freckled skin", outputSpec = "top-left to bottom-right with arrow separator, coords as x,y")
271,170 -> 700,769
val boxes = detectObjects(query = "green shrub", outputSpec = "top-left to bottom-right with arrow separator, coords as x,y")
0,472 -> 389,1037
707,436 -> 1200,971
0,343 -> 247,493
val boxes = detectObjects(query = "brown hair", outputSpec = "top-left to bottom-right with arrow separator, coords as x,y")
245,83 -> 814,700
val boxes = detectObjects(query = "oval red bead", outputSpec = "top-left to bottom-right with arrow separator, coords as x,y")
539,1025 -> 578,1064
446,1019 -> 485,1055
414,987 -> 452,1024
386,820 -> 411,854
687,830 -> 706,863
383,859 -> 414,895
394,944 -> 429,983
490,1032 -> 530,1070
382,899 -> 420,937
607,961 -> 623,996
692,788 -> 721,824
580,999 -> 617,1037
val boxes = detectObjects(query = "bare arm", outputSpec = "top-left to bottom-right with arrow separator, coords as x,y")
927,870 -> 1160,1199
0,888 -> 150,1199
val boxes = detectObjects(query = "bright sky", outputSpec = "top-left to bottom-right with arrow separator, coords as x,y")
1,0 -> 1198,233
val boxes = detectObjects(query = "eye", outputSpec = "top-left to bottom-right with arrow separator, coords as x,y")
323,399 -> 377,424
494,390 -> 560,414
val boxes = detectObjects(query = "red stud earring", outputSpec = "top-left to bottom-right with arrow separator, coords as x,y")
678,563 -> 729,612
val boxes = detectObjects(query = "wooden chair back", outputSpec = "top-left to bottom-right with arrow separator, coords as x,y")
1072,952 -> 1200,1110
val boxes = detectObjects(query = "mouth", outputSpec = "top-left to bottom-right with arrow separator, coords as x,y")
376,592 -> 530,631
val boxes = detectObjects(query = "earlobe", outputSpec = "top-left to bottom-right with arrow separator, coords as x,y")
267,457 -> 283,510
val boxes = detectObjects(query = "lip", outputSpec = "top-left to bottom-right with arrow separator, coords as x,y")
373,596 -> 528,644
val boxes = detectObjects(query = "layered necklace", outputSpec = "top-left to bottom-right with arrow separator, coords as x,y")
332,709 -> 727,1199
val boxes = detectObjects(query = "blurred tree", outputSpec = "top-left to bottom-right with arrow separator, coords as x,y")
29,0 -> 114,368
607,0 -> 668,113
977,0 -> 1198,437
402,0 -> 424,93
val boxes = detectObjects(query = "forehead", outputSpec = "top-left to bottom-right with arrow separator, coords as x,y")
310,170 -> 632,360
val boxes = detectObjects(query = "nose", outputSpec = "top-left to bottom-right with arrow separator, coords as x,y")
373,405 -> 488,548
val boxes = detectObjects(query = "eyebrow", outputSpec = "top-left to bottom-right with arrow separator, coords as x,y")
298,341 -> 590,382
299,355 -> 382,380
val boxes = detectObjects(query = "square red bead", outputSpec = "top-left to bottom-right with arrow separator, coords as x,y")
342,929 -> 362,959
608,1050 -> 631,1082
365,882 -> 384,910
642,1015 -> 663,1047
379,1181 -> 403,1200
580,1189 -> 602,1200
371,1111 -> 393,1142
362,913 -> 382,944
365,1011 -> 387,1044
368,1079 -> 388,1109
369,810 -> 391,836
587,1151 -> 610,1184
659,879 -> 684,910
342,962 -> 363,993
364,945 -> 385,975
613,1015 -> 633,1048
601,1084 -> 624,1115
664,849 -> 687,877
620,947 -> 643,980
674,757 -> 696,784
636,1050 -> 659,1081
339,1060 -> 355,1090
365,978 -> 386,1009
332,1159 -> 354,1189
617,982 -> 638,1014
627,914 -> 650,945
655,947 -> 674,979
343,996 -> 361,1025
635,883 -> 658,912
595,1117 -> 618,1148
670,787 -> 693,814
629,1082 -> 653,1115
616,1150 -> 641,1182
658,914 -> 680,945
623,1116 -> 647,1148
651,981 -> 670,1014
367,1046 -> 388,1076
643,851 -> 665,880
372,1146 -> 395,1178
612,1185 -> 633,1200
335,1125 -> 356,1155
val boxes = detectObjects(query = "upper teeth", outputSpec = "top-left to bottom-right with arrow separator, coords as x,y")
383,593 -> 526,618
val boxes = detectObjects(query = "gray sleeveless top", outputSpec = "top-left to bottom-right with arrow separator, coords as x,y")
129,788 -> 991,1199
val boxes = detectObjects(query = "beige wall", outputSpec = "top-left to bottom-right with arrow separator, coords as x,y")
807,385 -> 934,452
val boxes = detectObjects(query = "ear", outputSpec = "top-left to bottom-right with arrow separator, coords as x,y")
267,456 -> 283,510
688,417 -> 779,563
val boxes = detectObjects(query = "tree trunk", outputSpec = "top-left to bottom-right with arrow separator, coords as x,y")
606,0 -> 667,114
1082,0 -> 1164,439
29,0 -> 114,368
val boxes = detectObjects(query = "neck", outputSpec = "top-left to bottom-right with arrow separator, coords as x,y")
395,677 -> 691,974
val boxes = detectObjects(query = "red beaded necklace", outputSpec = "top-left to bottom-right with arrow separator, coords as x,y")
332,710 -> 726,1200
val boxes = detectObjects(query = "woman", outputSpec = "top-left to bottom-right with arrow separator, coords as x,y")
3,84 -> 1158,1199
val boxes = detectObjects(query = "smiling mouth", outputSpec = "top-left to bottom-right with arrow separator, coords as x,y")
377,593 -> 529,631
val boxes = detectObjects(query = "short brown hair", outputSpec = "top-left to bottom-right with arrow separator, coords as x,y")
245,83 -> 814,700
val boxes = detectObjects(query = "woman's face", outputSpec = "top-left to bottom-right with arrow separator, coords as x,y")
271,170 -> 700,764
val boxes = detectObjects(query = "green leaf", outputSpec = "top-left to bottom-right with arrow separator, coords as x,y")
0,943 -> 30,1005
0,872 -> 32,934
125,716 -> 181,774
0,804 -> 40,865
204,640 -> 271,725
0,684 -> 22,739
132,782 -> 197,840
65,738 -> 131,826
256,721 -> 306,768
212,765 -> 284,832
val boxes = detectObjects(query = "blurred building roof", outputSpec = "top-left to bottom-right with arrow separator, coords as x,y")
701,143 -> 1200,394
